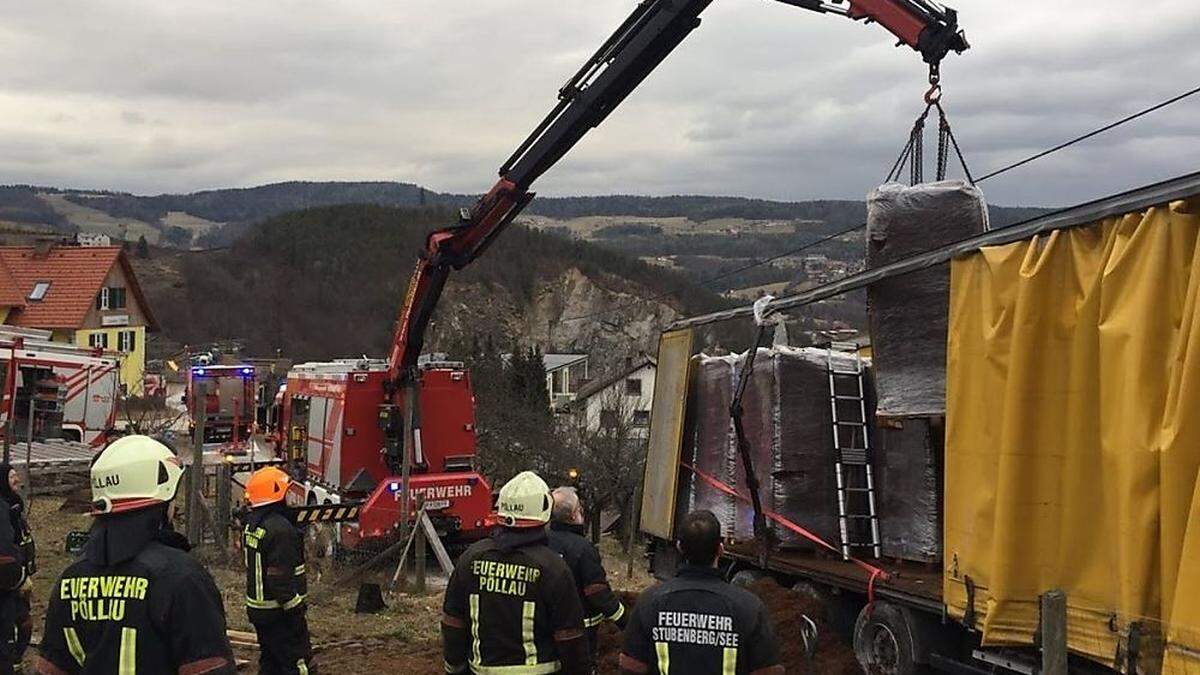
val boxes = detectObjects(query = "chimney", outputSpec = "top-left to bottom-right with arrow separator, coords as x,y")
32,240 -> 55,259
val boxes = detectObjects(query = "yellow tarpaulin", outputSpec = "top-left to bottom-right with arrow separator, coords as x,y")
944,197 -> 1200,670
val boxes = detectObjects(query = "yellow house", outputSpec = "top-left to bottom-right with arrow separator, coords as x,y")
0,243 -> 158,396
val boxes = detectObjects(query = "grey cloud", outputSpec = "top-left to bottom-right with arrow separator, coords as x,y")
0,0 -> 1196,206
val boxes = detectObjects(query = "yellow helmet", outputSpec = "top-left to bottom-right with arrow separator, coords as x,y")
90,435 -> 183,515
493,471 -> 552,528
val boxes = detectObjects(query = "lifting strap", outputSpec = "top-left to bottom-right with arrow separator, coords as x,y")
885,67 -> 974,185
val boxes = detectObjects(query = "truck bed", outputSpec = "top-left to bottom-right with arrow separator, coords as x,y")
724,543 -> 943,613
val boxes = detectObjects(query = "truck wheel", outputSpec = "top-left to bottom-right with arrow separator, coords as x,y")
853,601 -> 917,675
730,569 -> 769,589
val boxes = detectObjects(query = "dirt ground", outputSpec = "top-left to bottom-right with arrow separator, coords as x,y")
23,496 -> 861,673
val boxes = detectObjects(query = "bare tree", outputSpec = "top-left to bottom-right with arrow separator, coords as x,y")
118,391 -> 186,438
559,387 -> 646,546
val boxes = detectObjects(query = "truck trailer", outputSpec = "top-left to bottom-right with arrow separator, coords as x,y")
638,172 -> 1200,674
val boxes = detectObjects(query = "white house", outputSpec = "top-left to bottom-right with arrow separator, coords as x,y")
564,356 -> 656,438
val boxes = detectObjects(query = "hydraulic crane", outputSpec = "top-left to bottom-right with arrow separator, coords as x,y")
386,0 -> 967,384
285,0 -> 967,553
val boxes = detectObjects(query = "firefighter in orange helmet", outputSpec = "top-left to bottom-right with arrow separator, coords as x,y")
243,467 -> 315,675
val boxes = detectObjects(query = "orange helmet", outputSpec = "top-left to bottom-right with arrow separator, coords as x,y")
246,467 -> 290,508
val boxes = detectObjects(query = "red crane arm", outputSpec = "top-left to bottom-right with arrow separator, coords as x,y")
385,0 -> 967,385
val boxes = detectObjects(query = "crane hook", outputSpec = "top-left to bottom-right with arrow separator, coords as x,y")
924,62 -> 943,105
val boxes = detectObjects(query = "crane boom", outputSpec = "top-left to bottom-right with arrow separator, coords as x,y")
386,0 -> 967,384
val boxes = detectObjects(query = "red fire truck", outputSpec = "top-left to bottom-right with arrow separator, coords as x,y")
186,364 -> 256,446
278,358 -> 492,549
270,0 -> 965,553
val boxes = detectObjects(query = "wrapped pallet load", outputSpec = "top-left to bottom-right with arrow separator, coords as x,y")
683,347 -> 861,551
866,180 -> 989,416
866,180 -> 988,562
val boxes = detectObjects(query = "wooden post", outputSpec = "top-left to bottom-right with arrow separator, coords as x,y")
414,496 -> 427,594
1041,589 -> 1068,675
215,462 -> 232,550
23,396 -> 34,505
626,457 -> 646,578
187,380 -> 207,546
395,378 -> 417,589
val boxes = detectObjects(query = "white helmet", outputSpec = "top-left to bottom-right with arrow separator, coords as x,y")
494,471 -> 552,528
91,435 -> 183,515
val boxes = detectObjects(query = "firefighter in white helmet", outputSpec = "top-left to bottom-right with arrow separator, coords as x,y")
36,435 -> 235,675
442,470 -> 590,674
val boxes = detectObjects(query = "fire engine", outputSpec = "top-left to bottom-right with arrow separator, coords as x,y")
186,364 -> 256,446
278,357 -> 492,549
0,327 -> 119,446
273,0 -> 966,552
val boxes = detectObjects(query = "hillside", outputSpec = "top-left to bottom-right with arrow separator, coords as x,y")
133,204 -> 738,373
0,181 -> 1052,255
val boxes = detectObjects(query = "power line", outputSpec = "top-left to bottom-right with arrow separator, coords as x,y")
975,83 -> 1200,183
558,82 -> 1200,326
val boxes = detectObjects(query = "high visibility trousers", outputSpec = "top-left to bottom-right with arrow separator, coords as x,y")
252,610 -> 316,675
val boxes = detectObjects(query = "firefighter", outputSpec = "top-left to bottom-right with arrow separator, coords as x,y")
36,435 -> 236,674
0,464 -> 33,674
547,486 -> 627,667
242,466 -> 314,675
620,510 -> 783,675
442,471 -> 591,674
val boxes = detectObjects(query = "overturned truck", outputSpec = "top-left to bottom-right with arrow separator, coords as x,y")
639,172 -> 1200,674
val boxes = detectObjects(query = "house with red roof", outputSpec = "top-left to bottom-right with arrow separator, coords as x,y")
0,242 -> 158,395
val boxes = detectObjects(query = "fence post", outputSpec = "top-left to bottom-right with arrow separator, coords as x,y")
187,380 -> 207,546
215,462 -> 232,551
1041,589 -> 1068,675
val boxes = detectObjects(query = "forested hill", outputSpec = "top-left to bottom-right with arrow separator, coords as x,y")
0,181 -> 1052,249
137,204 -> 732,366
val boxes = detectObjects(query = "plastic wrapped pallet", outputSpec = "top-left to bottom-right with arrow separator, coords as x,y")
866,180 -> 989,417
681,347 -> 854,550
874,416 -> 942,562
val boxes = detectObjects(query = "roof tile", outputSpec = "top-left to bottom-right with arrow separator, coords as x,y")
0,246 -> 121,329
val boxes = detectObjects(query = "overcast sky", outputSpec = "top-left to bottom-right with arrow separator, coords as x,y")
1,1 -> 1197,206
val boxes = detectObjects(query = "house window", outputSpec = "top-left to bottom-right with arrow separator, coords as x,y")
88,332 -> 109,349
599,409 -> 618,430
117,330 -> 136,353
633,410 -> 651,427
625,378 -> 642,396
96,287 -> 127,310
28,282 -> 50,301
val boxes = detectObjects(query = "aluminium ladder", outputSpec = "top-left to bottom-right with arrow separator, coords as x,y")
826,342 -> 881,559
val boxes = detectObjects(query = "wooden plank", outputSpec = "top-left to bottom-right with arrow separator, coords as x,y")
420,510 -> 454,577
